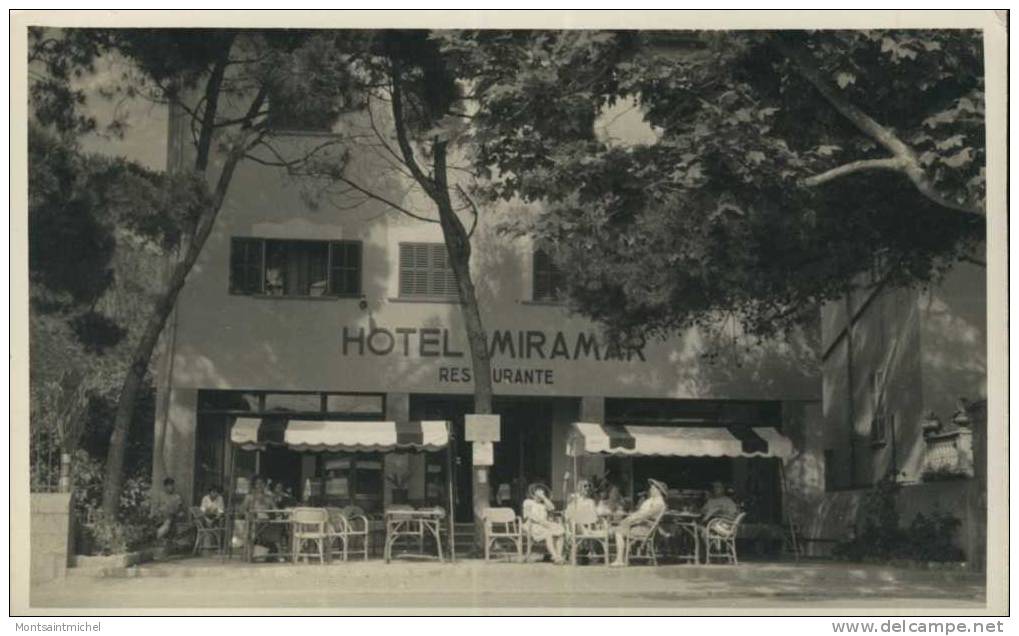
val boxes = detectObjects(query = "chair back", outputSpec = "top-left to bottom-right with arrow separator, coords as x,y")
342,505 -> 366,518
483,507 -> 518,535
291,507 -> 328,533
707,512 -> 746,539
325,507 -> 349,533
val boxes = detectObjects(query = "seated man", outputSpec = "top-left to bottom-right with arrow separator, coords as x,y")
700,481 -> 739,522
152,477 -> 185,544
610,478 -> 667,566
200,484 -> 225,522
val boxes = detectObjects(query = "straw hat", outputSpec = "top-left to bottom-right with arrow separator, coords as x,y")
527,482 -> 551,499
648,478 -> 669,497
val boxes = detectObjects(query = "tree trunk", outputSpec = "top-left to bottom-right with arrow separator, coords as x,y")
100,141 -> 248,516
430,141 -> 494,548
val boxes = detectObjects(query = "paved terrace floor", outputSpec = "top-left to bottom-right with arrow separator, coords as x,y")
31,558 -> 987,613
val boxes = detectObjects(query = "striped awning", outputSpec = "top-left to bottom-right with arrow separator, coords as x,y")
566,422 -> 793,459
230,418 -> 450,452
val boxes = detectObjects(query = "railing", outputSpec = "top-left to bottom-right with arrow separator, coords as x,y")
922,428 -> 974,480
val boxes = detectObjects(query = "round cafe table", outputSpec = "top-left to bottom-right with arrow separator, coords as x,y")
661,510 -> 701,564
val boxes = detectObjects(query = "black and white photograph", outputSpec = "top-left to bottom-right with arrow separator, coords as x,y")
10,10 -> 1009,619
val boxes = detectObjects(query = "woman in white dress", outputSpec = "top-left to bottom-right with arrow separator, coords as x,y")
522,483 -> 565,564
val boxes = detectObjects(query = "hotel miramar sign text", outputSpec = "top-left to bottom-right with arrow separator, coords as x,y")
340,326 -> 648,386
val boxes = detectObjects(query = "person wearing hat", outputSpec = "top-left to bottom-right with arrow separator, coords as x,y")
610,478 -> 668,566
522,482 -> 565,564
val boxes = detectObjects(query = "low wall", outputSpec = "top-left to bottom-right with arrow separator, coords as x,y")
30,493 -> 72,584
800,479 -> 982,563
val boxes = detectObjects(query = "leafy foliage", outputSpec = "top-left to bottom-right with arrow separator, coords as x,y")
450,29 -> 985,341
70,450 -> 157,555
833,477 -> 965,563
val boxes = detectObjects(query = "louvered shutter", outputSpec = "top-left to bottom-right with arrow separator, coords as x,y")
399,243 -> 458,298
230,238 -> 264,294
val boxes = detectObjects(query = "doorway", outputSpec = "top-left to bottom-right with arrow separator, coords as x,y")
490,399 -> 554,508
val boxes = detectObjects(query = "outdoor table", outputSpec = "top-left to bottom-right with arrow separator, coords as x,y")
384,508 -> 446,563
245,508 -> 294,563
661,510 -> 701,564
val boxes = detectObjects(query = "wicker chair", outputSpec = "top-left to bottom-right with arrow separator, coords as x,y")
291,507 -> 329,564
625,509 -> 666,565
703,512 -> 746,565
189,506 -> 224,555
564,506 -> 610,566
482,507 -> 523,562
340,505 -> 371,560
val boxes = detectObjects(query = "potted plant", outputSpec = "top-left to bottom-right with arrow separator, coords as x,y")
387,471 -> 410,505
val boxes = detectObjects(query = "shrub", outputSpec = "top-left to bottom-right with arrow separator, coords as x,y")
71,450 -> 158,555
833,477 -> 965,564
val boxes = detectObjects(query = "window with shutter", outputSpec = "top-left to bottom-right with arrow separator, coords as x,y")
229,237 -> 361,298
533,249 -> 564,301
399,242 -> 459,299
329,241 -> 362,296
230,238 -> 264,294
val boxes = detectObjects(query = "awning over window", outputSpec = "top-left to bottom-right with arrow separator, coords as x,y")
230,418 -> 450,453
566,422 -> 794,459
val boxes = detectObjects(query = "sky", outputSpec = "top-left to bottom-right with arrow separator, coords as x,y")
73,52 -> 169,171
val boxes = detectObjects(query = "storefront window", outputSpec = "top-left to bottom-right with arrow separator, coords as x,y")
264,392 -> 322,414
325,393 -> 384,415
196,390 -> 386,507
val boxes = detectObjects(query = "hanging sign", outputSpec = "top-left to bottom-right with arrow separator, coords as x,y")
465,414 -> 501,442
472,442 -> 494,467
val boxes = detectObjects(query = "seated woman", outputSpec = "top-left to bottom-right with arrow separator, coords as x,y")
596,481 -> 626,517
243,477 -> 286,561
610,478 -> 668,566
565,479 -> 598,520
522,483 -> 565,564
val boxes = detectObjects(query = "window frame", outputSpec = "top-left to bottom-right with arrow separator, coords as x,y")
397,242 -> 460,301
228,237 -> 363,299
532,248 -> 565,302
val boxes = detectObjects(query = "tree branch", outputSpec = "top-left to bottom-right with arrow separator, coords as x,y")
390,61 -> 438,199
776,37 -> 984,217
332,175 -> 440,224
802,157 -> 907,186
194,35 -> 236,172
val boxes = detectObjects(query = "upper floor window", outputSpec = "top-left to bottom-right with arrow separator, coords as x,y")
229,238 -> 361,298
533,249 -> 565,302
398,243 -> 458,299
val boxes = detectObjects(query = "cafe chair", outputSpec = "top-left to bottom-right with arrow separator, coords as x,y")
704,512 -> 747,565
564,506 -> 610,566
522,510 -> 561,562
341,505 -> 371,560
625,509 -> 666,566
291,507 -> 329,564
482,507 -> 523,562
189,506 -> 224,555
324,507 -> 353,562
